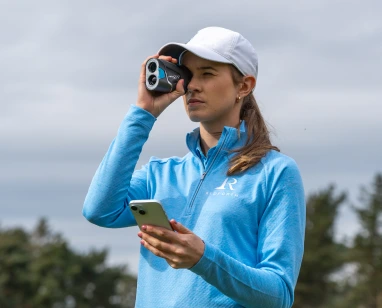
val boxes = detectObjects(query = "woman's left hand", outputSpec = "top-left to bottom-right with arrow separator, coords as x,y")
138,219 -> 205,269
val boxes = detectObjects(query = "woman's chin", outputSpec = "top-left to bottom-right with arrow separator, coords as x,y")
186,111 -> 204,123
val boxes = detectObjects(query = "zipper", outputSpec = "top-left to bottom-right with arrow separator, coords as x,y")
186,135 -> 228,213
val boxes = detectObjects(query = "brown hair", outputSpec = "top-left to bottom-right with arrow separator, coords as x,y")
227,66 -> 280,175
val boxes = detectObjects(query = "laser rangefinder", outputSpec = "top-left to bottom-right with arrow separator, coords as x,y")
145,58 -> 192,93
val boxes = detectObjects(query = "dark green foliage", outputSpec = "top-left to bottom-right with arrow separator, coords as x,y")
294,185 -> 348,308
340,174 -> 382,307
0,218 -> 137,308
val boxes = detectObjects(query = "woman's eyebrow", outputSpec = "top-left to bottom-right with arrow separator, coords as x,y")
197,66 -> 218,71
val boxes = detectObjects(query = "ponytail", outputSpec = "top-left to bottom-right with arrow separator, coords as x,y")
227,68 -> 279,175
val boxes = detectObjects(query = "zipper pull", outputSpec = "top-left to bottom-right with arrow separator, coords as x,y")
201,172 -> 206,180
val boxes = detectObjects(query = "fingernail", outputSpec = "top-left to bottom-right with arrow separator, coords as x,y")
142,225 -> 147,230
140,240 -> 145,245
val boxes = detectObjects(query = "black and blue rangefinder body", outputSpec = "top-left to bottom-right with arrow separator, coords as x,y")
145,58 -> 192,93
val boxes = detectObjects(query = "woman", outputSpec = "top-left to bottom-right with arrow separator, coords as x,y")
83,27 -> 305,308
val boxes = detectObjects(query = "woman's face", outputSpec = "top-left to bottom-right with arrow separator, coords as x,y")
181,52 -> 241,127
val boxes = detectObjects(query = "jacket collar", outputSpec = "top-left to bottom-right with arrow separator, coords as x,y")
186,121 -> 247,158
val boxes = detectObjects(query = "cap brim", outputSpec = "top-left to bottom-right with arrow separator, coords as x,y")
158,42 -> 232,66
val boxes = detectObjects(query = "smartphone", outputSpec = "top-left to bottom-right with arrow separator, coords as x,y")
129,199 -> 173,231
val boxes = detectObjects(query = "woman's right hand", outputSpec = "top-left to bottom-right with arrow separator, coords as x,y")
136,54 -> 185,118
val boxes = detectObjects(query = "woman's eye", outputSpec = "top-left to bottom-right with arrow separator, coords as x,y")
203,72 -> 213,76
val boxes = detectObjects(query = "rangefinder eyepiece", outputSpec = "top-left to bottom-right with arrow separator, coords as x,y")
145,58 -> 192,93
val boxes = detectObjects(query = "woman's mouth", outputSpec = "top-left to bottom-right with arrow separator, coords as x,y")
187,98 -> 205,106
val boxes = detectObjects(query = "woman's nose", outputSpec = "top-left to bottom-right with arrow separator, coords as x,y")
187,76 -> 201,92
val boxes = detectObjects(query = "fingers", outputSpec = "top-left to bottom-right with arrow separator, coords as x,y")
140,238 -> 171,260
140,238 -> 185,269
176,80 -> 185,95
170,219 -> 191,234
139,232 -> 174,253
141,54 -> 177,68
138,231 -> 189,269
138,225 -> 184,253
138,224 -> 204,269
141,224 -> 178,242
167,80 -> 185,99
158,55 -> 178,64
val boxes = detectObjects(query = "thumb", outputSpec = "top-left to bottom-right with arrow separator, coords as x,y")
170,219 -> 191,234
169,79 -> 185,100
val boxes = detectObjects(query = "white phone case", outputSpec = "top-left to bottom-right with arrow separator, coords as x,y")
129,199 -> 173,231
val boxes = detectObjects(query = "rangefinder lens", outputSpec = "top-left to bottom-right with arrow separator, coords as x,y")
139,210 -> 146,215
148,75 -> 157,86
131,205 -> 138,211
148,62 -> 157,73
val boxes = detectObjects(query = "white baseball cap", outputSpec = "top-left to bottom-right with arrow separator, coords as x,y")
158,26 -> 258,79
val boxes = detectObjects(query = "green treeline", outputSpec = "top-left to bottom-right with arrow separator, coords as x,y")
0,173 -> 381,307
294,173 -> 382,307
0,219 -> 137,308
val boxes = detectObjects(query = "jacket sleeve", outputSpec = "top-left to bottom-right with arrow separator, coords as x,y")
82,105 -> 156,228
189,160 -> 306,308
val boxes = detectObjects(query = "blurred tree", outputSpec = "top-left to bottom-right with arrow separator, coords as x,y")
0,227 -> 33,307
0,218 -> 137,308
294,185 -> 348,308
340,173 -> 382,307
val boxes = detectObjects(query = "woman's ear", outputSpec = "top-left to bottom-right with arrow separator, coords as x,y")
238,76 -> 256,98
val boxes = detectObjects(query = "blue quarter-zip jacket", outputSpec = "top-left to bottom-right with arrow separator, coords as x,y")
83,105 -> 306,308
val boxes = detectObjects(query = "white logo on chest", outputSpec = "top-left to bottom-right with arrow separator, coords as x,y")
215,178 -> 238,191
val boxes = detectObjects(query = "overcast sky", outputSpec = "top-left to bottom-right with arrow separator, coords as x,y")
1,1 -> 381,275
